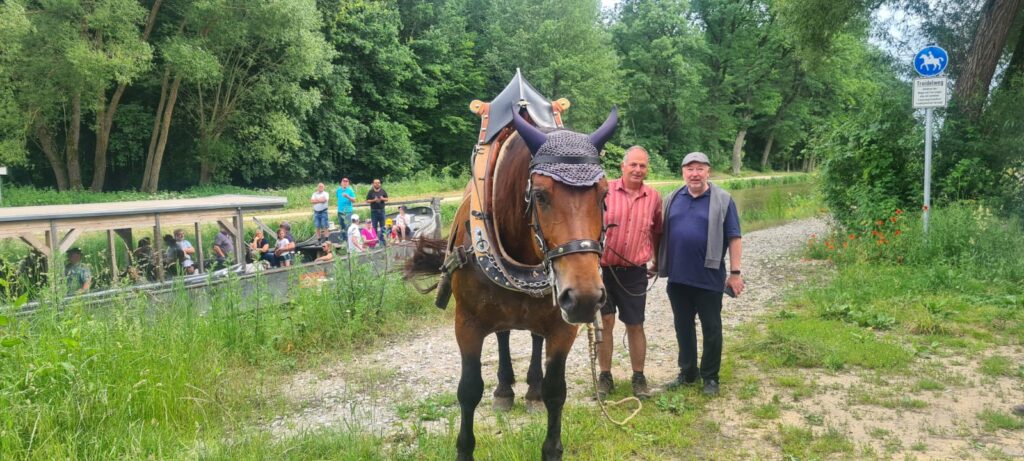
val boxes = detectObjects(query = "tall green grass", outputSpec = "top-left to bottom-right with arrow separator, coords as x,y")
743,203 -> 1024,372
0,262 -> 445,459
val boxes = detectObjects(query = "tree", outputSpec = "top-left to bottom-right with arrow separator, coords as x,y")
611,0 -> 708,167
0,0 -> 152,191
951,0 -> 1022,121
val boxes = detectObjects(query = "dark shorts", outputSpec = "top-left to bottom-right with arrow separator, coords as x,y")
600,266 -> 649,325
313,210 -> 329,229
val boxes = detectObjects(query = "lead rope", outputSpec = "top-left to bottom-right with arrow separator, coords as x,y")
585,323 -> 642,426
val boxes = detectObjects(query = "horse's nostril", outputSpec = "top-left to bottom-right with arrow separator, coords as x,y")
557,288 -> 575,312
597,288 -> 607,308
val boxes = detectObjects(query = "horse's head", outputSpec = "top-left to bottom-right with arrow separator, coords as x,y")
513,107 -> 617,324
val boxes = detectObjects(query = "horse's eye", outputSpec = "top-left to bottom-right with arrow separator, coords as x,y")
534,190 -> 549,206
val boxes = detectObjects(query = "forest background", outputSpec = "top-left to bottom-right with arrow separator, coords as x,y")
1,0 -> 1022,228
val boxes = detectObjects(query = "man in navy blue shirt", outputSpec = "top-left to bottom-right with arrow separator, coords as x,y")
657,152 -> 744,396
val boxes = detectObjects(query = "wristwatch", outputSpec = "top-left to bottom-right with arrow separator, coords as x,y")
729,270 -> 741,275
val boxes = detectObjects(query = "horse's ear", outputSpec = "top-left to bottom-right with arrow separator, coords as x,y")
589,106 -> 618,151
513,109 -> 547,154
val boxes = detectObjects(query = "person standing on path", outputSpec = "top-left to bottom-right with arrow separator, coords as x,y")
596,146 -> 663,400
336,178 -> 356,240
366,179 -> 389,247
659,152 -> 744,397
311,182 -> 330,241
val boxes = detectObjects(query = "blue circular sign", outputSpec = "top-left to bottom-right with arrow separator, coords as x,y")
914,46 -> 948,77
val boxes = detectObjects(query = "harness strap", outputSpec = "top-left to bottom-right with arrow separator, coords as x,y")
545,239 -> 602,259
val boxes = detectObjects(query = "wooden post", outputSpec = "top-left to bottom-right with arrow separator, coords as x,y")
194,222 -> 205,273
49,221 -> 59,300
153,214 -> 164,281
107,230 -> 118,284
234,208 -> 244,265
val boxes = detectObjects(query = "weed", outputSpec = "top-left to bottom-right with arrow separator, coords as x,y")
396,393 -> 459,422
913,378 -> 946,391
979,356 -> 1014,377
977,410 -> 1024,432
752,401 -> 781,420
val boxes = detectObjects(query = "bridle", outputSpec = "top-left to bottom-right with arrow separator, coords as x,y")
523,154 -> 608,277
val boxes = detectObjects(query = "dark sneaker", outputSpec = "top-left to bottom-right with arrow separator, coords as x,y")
1013,404 -> 1024,417
631,373 -> 652,400
665,373 -> 699,390
597,371 -> 614,399
703,379 -> 720,396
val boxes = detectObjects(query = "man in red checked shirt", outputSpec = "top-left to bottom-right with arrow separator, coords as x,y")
596,146 -> 663,400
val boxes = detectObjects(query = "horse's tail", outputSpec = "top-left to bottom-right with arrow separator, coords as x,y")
404,237 -> 447,293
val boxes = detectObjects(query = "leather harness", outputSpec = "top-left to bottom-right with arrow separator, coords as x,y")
440,95 -> 605,300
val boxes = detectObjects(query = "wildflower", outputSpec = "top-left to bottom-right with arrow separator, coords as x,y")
843,242 -> 849,248
871,230 -> 881,237
894,230 -> 902,236
848,234 -> 856,240
895,209 -> 903,215
922,205 -> 929,211
890,216 -> 898,223
875,220 -> 884,226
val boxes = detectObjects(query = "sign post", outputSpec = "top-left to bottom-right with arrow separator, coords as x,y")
913,45 -> 949,234
0,166 -> 6,207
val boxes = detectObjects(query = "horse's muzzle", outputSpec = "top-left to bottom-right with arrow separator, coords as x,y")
557,287 -> 607,324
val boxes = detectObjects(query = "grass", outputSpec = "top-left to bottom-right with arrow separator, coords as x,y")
0,262 -> 449,459
977,410 -> 1024,432
776,424 -> 855,459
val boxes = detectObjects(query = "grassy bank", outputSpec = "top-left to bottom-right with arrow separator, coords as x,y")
734,203 -> 1024,458
0,264 -> 448,459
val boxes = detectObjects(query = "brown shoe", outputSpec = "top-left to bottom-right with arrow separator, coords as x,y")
597,371 -> 614,399
632,372 -> 652,400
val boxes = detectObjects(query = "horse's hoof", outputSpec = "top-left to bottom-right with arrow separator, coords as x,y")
492,395 -> 514,411
525,399 -> 545,413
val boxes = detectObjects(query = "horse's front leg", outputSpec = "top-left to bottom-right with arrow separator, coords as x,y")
541,326 -> 576,461
525,333 -> 545,412
456,319 -> 486,461
493,330 -> 515,411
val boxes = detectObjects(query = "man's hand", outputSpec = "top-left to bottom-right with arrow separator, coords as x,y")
646,260 -> 658,278
726,274 -> 744,297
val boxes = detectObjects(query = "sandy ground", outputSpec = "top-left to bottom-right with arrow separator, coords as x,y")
268,216 -> 1024,459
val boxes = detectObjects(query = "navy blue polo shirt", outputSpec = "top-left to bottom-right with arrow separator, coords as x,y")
666,187 -> 741,292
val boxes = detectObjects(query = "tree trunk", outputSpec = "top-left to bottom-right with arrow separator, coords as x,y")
953,0 -> 1023,121
1000,19 -> 1024,89
760,133 -> 774,171
143,74 -> 181,193
34,122 -> 69,191
731,126 -> 747,175
198,136 -> 214,185
94,0 -> 163,192
142,68 -> 170,191
66,93 -> 83,190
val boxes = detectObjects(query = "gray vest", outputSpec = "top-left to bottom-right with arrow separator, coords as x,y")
657,182 -> 733,277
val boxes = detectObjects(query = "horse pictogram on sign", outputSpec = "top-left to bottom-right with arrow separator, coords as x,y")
914,46 -> 948,77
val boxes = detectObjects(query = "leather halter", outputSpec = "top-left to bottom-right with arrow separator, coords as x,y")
523,156 -> 606,273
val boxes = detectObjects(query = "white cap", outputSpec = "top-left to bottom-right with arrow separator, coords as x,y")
351,214 -> 360,222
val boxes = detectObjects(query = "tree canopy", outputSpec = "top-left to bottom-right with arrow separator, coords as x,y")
0,0 -> 1020,218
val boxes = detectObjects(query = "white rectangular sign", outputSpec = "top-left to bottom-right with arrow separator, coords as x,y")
913,77 -> 948,108
0,167 -> 7,175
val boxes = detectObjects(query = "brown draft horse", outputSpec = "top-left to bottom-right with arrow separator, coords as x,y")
407,108 -> 616,460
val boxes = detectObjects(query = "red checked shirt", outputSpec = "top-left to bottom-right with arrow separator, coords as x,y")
600,178 -> 663,267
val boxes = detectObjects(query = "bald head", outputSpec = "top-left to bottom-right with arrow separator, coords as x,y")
620,145 -> 650,189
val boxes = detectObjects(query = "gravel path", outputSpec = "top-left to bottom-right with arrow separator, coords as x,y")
268,217 -> 830,437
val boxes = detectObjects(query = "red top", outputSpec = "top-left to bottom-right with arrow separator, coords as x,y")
600,178 -> 663,267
